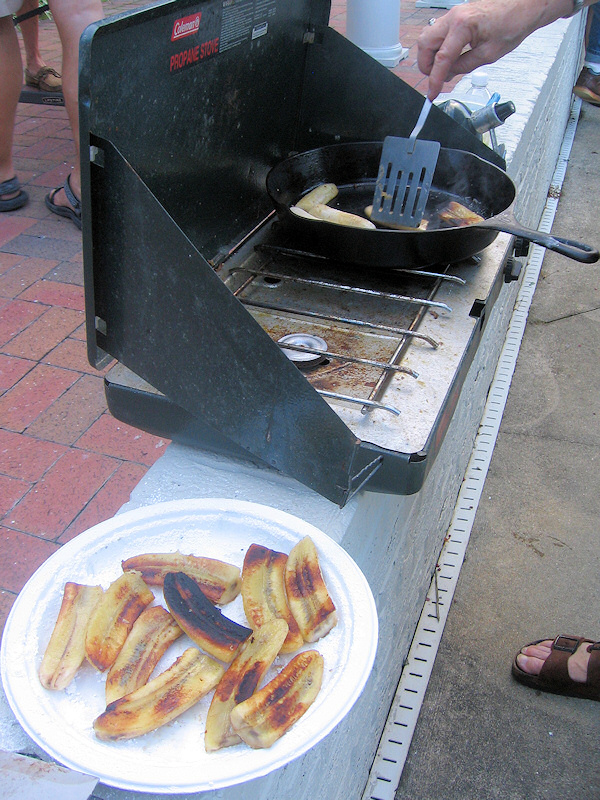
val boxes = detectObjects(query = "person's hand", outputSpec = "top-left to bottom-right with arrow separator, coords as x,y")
417,0 -> 573,100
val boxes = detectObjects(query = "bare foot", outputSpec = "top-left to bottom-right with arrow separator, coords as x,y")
516,639 -> 591,682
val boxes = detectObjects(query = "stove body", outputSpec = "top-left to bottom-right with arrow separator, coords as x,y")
80,0 -> 514,507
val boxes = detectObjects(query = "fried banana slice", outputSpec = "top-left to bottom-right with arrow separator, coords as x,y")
85,571 -> 154,672
296,183 -> 338,212
230,650 -> 323,749
121,551 -> 241,605
105,606 -> 183,704
439,200 -> 484,227
205,618 -> 289,751
241,544 -> 304,654
39,582 -> 103,690
308,202 -> 376,229
94,647 -> 224,741
284,536 -> 337,643
164,571 -> 251,663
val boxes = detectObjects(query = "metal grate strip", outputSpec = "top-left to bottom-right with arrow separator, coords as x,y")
361,98 -> 582,800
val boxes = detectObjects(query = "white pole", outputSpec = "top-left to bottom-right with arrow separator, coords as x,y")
346,0 -> 408,68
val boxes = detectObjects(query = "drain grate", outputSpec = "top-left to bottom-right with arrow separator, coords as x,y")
361,98 -> 582,800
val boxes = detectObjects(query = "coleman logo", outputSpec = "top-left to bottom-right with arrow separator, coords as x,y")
171,13 -> 201,41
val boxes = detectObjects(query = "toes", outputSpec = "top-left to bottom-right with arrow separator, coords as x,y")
520,641 -> 553,660
516,652 -> 545,676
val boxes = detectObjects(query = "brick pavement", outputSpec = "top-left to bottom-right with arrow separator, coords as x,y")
0,0 -> 457,635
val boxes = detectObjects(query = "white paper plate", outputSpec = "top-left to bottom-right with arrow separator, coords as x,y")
1,499 -> 378,793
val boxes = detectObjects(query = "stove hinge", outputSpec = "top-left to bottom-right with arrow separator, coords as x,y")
344,454 -> 384,503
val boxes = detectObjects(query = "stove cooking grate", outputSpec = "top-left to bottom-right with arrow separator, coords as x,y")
219,240 -> 465,417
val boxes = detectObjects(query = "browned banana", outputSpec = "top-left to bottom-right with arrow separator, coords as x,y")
205,618 -> 289,751
105,606 -> 183,704
39,582 -> 103,690
229,650 -> 324,748
121,551 -> 241,604
94,647 -> 224,741
284,536 -> 337,643
163,571 -> 251,663
241,544 -> 304,654
85,571 -> 154,672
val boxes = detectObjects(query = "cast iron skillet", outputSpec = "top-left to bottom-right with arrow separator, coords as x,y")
265,142 -> 598,269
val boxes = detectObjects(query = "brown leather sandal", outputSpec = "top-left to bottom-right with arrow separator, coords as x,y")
25,66 -> 62,93
512,635 -> 600,701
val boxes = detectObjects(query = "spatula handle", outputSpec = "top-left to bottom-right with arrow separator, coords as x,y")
408,98 -> 433,153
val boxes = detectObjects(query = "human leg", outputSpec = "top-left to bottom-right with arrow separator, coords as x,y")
584,1 -> 600,70
573,3 -> 600,104
45,0 -> 103,218
0,13 -> 28,209
18,0 -> 61,89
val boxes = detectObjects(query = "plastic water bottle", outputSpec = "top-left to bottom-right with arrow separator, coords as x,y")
458,71 -> 493,111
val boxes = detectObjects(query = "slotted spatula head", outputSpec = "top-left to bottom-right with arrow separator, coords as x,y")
371,98 -> 441,229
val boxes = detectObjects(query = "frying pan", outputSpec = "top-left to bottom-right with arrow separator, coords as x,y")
265,142 -> 598,269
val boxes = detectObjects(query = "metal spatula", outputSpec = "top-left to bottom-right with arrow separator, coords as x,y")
371,97 -> 440,229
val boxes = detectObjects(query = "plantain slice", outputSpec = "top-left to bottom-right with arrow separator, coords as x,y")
284,536 -> 337,643
296,183 -> 338,212
121,551 -> 241,605
94,647 -> 224,741
439,200 -> 484,227
39,582 -> 103,690
105,606 -> 183,704
205,618 -> 289,752
85,571 -> 154,672
241,544 -> 304,654
164,571 -> 252,663
229,650 -> 323,749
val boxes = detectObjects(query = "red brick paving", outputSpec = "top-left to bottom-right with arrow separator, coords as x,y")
0,0 -> 459,634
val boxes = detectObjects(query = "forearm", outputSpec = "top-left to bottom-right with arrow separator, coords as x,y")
419,0 -> 598,99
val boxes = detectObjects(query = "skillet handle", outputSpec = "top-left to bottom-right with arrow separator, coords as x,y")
479,220 -> 599,264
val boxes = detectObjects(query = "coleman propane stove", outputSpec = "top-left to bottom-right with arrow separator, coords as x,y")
80,0 -> 522,506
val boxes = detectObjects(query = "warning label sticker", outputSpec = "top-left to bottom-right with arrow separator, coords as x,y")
220,0 -> 276,53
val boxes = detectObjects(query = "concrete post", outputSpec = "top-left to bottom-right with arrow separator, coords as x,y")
346,0 -> 408,68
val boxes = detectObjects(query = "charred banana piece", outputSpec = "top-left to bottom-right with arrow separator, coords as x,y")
121,551 -> 241,605
205,618 -> 289,751
39,582 -> 103,690
164,571 -> 252,663
105,606 -> 183,704
241,544 -> 304,654
284,536 -> 337,643
230,650 -> 323,748
85,571 -> 154,672
94,647 -> 224,741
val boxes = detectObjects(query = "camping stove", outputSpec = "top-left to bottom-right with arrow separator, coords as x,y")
79,0 -> 521,506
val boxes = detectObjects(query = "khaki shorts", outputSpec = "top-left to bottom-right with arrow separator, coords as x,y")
0,0 -> 23,17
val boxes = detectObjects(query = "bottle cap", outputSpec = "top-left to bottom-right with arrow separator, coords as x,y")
470,71 -> 489,87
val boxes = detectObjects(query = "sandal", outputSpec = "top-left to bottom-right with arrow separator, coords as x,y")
0,177 -> 29,212
45,175 -> 82,230
512,635 -> 600,701
25,66 -> 62,93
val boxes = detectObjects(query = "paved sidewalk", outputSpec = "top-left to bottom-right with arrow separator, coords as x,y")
0,0 -> 455,637
395,100 -> 600,800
